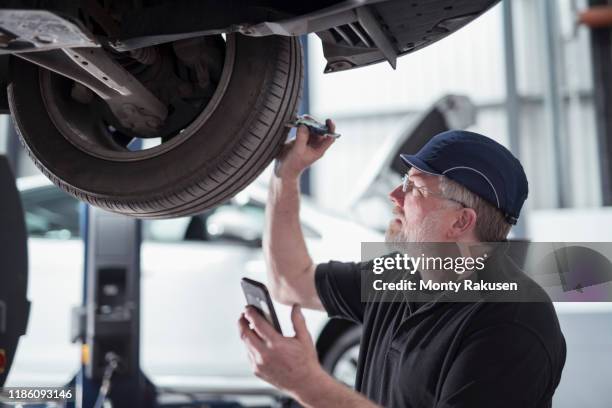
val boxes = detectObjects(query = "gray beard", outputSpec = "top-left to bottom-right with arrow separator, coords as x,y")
385,214 -> 441,246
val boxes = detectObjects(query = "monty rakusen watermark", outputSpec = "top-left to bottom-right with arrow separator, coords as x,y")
371,251 -> 517,292
360,242 -> 612,302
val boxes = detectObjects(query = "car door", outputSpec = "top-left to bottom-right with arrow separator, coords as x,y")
139,201 -> 271,389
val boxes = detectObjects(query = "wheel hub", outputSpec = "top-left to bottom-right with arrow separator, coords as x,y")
38,34 -> 235,162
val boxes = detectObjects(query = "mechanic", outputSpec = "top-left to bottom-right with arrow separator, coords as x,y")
238,123 -> 567,408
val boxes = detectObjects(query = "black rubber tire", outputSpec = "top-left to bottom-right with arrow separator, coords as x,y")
7,34 -> 302,218
321,325 -> 362,387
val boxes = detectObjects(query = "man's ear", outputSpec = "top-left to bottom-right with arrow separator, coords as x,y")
448,208 -> 478,238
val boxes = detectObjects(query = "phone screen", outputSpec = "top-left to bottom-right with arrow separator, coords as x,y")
241,278 -> 282,334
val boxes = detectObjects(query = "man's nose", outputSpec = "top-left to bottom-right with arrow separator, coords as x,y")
389,184 -> 405,207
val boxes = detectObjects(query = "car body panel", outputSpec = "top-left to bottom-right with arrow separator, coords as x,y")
7,238 -> 83,386
0,1 -> 500,70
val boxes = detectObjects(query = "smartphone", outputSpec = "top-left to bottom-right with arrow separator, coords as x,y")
241,277 -> 283,334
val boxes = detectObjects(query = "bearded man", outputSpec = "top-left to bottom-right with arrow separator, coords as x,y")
238,123 -> 566,408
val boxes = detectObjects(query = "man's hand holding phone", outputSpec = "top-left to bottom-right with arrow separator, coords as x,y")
238,304 -> 326,398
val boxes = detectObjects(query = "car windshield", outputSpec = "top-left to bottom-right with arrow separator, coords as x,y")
20,185 -> 81,239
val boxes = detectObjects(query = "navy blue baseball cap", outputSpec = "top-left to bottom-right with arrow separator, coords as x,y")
400,130 -> 528,225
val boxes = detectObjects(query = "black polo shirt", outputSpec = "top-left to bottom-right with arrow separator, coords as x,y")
314,251 -> 566,408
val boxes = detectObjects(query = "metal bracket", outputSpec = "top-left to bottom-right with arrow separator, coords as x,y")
235,0 -> 385,36
355,7 -> 397,69
2,8 -> 167,135
237,9 -> 357,37
17,47 -> 167,136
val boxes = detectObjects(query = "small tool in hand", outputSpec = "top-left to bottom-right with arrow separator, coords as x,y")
285,115 -> 341,138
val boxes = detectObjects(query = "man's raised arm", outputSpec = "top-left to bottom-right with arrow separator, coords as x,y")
263,120 -> 336,310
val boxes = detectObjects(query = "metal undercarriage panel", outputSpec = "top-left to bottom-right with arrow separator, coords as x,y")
0,0 -> 500,74
315,0 -> 501,72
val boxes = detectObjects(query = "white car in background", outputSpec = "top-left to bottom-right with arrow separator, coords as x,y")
7,174 -> 382,391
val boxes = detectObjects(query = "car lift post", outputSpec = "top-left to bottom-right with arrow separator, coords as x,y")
74,205 -> 155,407
299,35 -> 312,196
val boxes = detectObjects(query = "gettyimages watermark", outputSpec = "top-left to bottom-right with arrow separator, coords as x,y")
360,242 -> 612,302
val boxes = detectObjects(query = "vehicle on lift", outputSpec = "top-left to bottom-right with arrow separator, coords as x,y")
0,0 -> 499,218
10,174 -> 381,389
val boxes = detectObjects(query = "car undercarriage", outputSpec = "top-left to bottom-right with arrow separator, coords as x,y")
0,0 -> 499,217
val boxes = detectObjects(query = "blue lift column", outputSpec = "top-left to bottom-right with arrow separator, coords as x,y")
75,206 -> 155,407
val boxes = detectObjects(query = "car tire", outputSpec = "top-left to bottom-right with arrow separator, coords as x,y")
321,325 -> 362,387
7,34 -> 302,218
